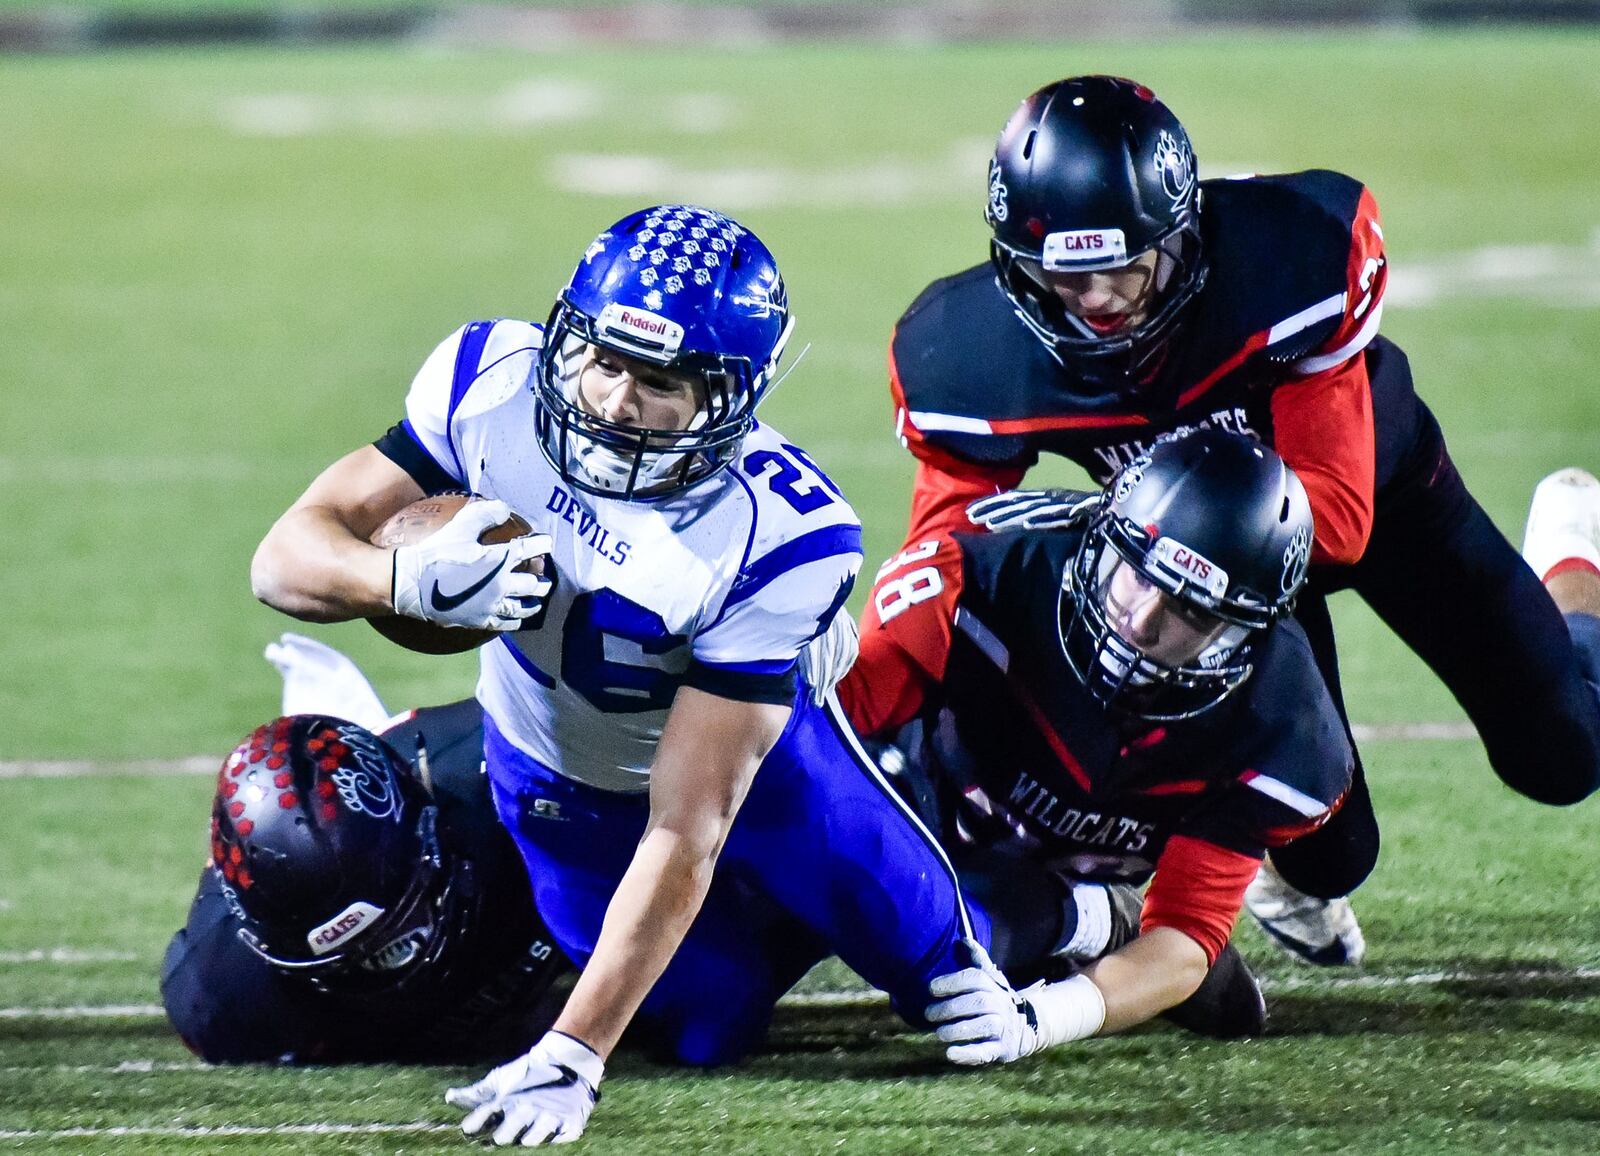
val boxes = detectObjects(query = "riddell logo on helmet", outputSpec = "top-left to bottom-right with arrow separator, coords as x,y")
307,901 -> 385,956
620,309 -> 667,335
596,302 -> 685,357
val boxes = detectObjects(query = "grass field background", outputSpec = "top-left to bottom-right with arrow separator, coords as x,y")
3,29 -> 1600,1152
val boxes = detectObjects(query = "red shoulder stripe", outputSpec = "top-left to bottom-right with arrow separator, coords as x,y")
1004,675 -> 1094,793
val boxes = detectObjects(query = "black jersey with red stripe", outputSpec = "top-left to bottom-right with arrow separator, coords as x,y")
891,170 -> 1420,490
908,527 -> 1352,881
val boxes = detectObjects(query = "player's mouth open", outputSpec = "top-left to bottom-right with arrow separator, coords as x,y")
1082,313 -> 1132,335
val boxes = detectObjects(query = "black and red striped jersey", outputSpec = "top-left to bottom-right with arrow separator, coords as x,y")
888,171 -> 1425,567
841,526 -> 1353,878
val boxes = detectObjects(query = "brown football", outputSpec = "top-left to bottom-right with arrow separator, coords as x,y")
368,493 -> 542,655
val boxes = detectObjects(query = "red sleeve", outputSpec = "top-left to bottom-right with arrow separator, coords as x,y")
1306,184 -> 1387,366
1270,354 -> 1376,566
889,335 -> 1029,544
1268,184 -> 1386,567
1140,834 -> 1262,966
839,536 -> 965,738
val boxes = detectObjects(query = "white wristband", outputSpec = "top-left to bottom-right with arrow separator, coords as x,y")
1024,974 -> 1107,1050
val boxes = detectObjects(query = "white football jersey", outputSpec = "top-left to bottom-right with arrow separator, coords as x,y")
399,319 -> 862,793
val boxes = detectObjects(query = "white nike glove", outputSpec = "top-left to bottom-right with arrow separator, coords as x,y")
966,488 -> 1099,533
445,1031 -> 603,1147
799,609 -> 859,703
927,944 -> 1105,1066
390,500 -> 553,631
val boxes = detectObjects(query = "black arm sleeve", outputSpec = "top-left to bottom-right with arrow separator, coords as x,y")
681,661 -> 798,707
373,423 -> 462,496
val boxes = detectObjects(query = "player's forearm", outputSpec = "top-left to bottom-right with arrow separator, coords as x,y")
1079,926 -> 1210,1033
551,824 -> 721,1057
252,505 -> 395,622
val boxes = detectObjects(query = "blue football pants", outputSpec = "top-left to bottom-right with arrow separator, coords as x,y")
484,692 -> 990,1066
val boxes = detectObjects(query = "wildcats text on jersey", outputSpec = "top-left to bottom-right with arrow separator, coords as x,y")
1086,406 -> 1260,480
1005,772 -> 1156,852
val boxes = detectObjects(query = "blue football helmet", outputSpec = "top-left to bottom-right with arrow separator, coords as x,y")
535,205 -> 794,501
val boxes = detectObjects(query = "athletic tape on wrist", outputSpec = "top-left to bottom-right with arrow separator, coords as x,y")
1024,974 -> 1107,1050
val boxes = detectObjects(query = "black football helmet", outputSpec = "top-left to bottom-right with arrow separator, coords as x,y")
210,715 -> 472,987
986,76 -> 1206,395
1059,430 -> 1313,720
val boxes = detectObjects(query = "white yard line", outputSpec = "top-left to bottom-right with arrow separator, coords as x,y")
0,756 -> 220,779
6,962 -> 1597,1026
0,950 -> 138,964
0,1005 -> 165,1020
1349,721 -> 1477,741
0,1061 -> 208,1075
0,722 -> 1480,781
0,1122 -> 455,1140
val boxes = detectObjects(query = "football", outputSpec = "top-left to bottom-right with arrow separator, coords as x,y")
367,493 -> 542,654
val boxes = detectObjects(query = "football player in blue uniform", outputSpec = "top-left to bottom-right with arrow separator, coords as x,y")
161,702 -> 573,1064
843,432 -> 1354,1057
251,206 -> 994,1145
870,75 -> 1600,966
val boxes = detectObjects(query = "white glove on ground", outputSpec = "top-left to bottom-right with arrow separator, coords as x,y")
966,488 -> 1099,533
927,942 -> 1106,1066
390,500 -> 552,631
445,1030 -> 603,1147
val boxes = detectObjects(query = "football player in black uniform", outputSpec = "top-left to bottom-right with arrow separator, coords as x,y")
872,74 -> 1600,965
842,432 -> 1354,1054
161,701 -> 573,1064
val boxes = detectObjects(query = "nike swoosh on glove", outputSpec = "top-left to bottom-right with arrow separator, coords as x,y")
390,499 -> 553,631
966,488 -> 1099,533
445,1030 -> 603,1147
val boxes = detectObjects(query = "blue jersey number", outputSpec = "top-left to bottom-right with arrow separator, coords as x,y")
744,444 -> 841,515
560,590 -> 687,714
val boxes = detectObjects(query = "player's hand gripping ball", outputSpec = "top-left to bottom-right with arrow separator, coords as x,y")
371,494 -> 552,654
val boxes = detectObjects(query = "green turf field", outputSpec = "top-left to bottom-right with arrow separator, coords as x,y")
2,29 -> 1600,1153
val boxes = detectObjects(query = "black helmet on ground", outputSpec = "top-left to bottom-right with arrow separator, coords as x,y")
1059,430 -> 1313,720
210,715 -> 471,987
987,75 -> 1206,396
